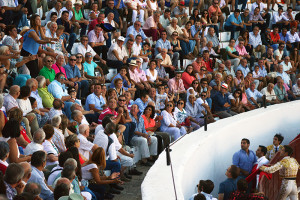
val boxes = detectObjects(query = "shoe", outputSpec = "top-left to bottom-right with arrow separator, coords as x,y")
121,176 -> 131,182
109,188 -> 121,194
104,193 -> 114,199
141,161 -> 153,167
124,173 -> 132,179
111,184 -> 124,191
129,168 -> 143,175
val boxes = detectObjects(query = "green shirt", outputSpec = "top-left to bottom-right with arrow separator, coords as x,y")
73,8 -> 83,21
38,87 -> 55,108
274,85 -> 287,101
39,66 -> 56,83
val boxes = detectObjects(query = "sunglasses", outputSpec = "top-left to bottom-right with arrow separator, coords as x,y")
166,104 -> 173,107
201,94 -> 206,97
60,77 -> 66,80
178,102 -> 184,105
86,55 -> 92,57
70,90 -> 76,92
76,56 -> 82,58
70,59 -> 76,61
193,82 -> 199,84
47,60 -> 53,63
118,99 -> 126,102
201,69 -> 207,71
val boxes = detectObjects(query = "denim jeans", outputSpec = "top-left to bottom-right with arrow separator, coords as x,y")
123,122 -> 136,145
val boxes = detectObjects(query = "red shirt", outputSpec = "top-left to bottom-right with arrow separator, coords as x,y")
89,19 -> 104,32
20,128 -> 31,148
181,72 -> 196,89
270,32 -> 280,43
98,107 -> 118,124
203,58 -> 214,72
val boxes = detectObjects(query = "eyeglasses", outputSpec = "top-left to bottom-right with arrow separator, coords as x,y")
70,59 -> 76,61
82,39 -> 88,41
172,34 -> 178,36
76,56 -> 82,58
118,99 -> 126,102
47,60 -> 53,63
166,104 -> 173,107
193,82 -> 199,84
201,69 -> 207,71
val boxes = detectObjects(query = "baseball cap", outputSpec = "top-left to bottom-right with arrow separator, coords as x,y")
117,36 -> 125,41
221,83 -> 228,89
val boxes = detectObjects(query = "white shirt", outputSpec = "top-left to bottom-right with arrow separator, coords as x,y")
280,61 -> 293,72
76,43 -> 97,58
42,140 -> 59,166
45,29 -> 57,51
255,156 -> 269,189
103,18 -> 116,27
48,108 -> 63,120
146,69 -> 158,82
292,84 -> 300,95
61,7 -> 73,20
251,2 -> 266,14
0,0 -> 16,7
30,90 -> 44,109
46,8 -> 62,22
3,94 -> 18,112
24,142 -> 44,155
93,126 -> 117,160
132,42 -> 142,56
287,31 -> 300,43
260,87 -> 276,101
249,32 -> 262,48
17,99 -> 32,116
77,134 -> 94,160
82,163 -> 97,180
107,43 -> 128,61
274,49 -> 284,61
47,166 -> 63,186
161,110 -> 177,127
272,12 -> 289,24
110,133 -> 122,151
52,128 -> 66,153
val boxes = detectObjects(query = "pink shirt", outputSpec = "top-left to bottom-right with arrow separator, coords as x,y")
168,78 -> 185,93
136,68 -> 147,81
235,45 -> 248,56
129,69 -> 140,83
143,16 -> 157,30
52,63 -> 68,78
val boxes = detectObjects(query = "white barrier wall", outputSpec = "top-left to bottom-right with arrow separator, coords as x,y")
141,101 -> 300,200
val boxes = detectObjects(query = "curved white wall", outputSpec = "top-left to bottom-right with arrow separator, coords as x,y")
141,101 -> 300,200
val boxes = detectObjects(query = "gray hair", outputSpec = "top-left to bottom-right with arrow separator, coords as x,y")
4,163 -> 24,185
26,78 -> 37,89
24,182 -> 41,196
79,124 -> 89,135
0,141 -> 9,160
33,128 -> 46,144
171,17 -> 178,23
56,54 -> 64,60
71,110 -> 81,120
64,158 -> 77,168
36,76 -> 46,88
216,72 -> 223,78
0,94 -> 4,108
50,22 -> 57,27
0,46 -> 9,55
51,115 -> 62,127
70,103 -> 80,113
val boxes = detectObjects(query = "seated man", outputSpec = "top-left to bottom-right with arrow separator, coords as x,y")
107,36 -> 128,70
125,0 -> 144,24
271,7 -> 289,30
143,11 -> 161,42
287,26 -> 300,51
249,26 -> 266,58
213,83 -> 237,118
39,56 -> 56,85
246,82 -> 263,108
266,133 -> 284,160
249,7 -> 266,32
261,83 -> 280,105
171,1 -> 188,26
83,52 -> 105,83
129,104 -> 157,166
24,129 -> 45,156
85,83 -> 106,113
292,78 -> 300,100
167,72 -> 187,100
224,10 -> 244,40
48,73 -> 71,102
126,20 -> 149,44
208,0 -> 225,31
280,56 -> 296,85
236,39 -> 255,68
77,124 -> 98,160
3,163 -> 25,200
88,24 -> 108,61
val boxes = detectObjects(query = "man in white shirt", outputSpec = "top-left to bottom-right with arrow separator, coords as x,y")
250,0 -> 270,26
132,35 -> 143,57
260,83 -> 280,105
159,9 -> 171,30
107,36 -> 128,70
77,124 -> 98,160
280,56 -> 296,85
271,7 -> 289,30
46,1 -> 62,22
246,82 -> 263,108
249,26 -> 266,57
254,145 -> 269,189
287,26 -> 300,51
292,78 -> 300,100
24,129 -> 45,156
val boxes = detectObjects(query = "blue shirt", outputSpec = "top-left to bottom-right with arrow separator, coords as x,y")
129,113 -> 147,134
155,38 -> 172,55
232,149 -> 257,174
114,0 -> 125,8
85,93 -> 106,111
22,29 -> 40,55
279,33 -> 289,43
110,73 -> 131,90
28,167 -> 54,200
83,61 -> 98,77
236,64 -> 250,77
47,80 -> 68,99
191,25 -> 201,37
246,88 -> 263,104
225,14 -> 242,27
214,92 -> 231,112
125,25 -> 148,43
64,63 -> 81,79
134,98 -> 148,115
218,178 -> 238,200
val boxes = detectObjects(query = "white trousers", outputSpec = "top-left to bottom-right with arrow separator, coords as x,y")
130,136 -> 157,159
132,9 -> 144,23
277,179 -> 298,200
160,126 -> 187,141
117,151 -> 134,167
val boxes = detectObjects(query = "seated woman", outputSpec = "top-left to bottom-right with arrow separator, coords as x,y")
81,147 -> 121,200
160,101 -> 187,141
226,39 -> 241,69
182,65 -> 197,90
230,89 -> 246,114
0,119 -> 31,163
185,94 -> 204,130
142,105 -> 170,154
110,66 -> 136,95
42,124 -> 59,166
65,134 -> 87,165
0,141 -> 9,174
187,80 -> 200,101
173,99 -> 196,132
146,60 -> 162,86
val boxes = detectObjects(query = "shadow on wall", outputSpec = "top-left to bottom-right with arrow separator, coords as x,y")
142,100 -> 300,200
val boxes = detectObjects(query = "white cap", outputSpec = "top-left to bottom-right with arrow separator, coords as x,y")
118,36 -> 125,41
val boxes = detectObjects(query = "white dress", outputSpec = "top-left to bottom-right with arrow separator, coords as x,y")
146,69 -> 158,82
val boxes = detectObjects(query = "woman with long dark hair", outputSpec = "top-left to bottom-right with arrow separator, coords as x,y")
182,64 -> 197,89
20,14 -> 57,78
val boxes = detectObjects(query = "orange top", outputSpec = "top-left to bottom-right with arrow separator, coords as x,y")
141,115 -> 155,132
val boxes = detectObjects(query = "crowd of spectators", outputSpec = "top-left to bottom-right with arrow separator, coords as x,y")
0,0 -> 300,199
189,134 -> 290,200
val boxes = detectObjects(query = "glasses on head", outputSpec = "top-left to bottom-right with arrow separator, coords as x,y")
76,56 -> 82,58
47,60 -> 53,63
118,99 -> 126,102
166,104 -> 173,107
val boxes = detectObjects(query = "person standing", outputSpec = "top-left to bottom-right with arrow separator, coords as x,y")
260,145 -> 300,200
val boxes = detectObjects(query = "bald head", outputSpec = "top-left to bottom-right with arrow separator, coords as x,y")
9,85 -> 20,97
79,124 -> 89,136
